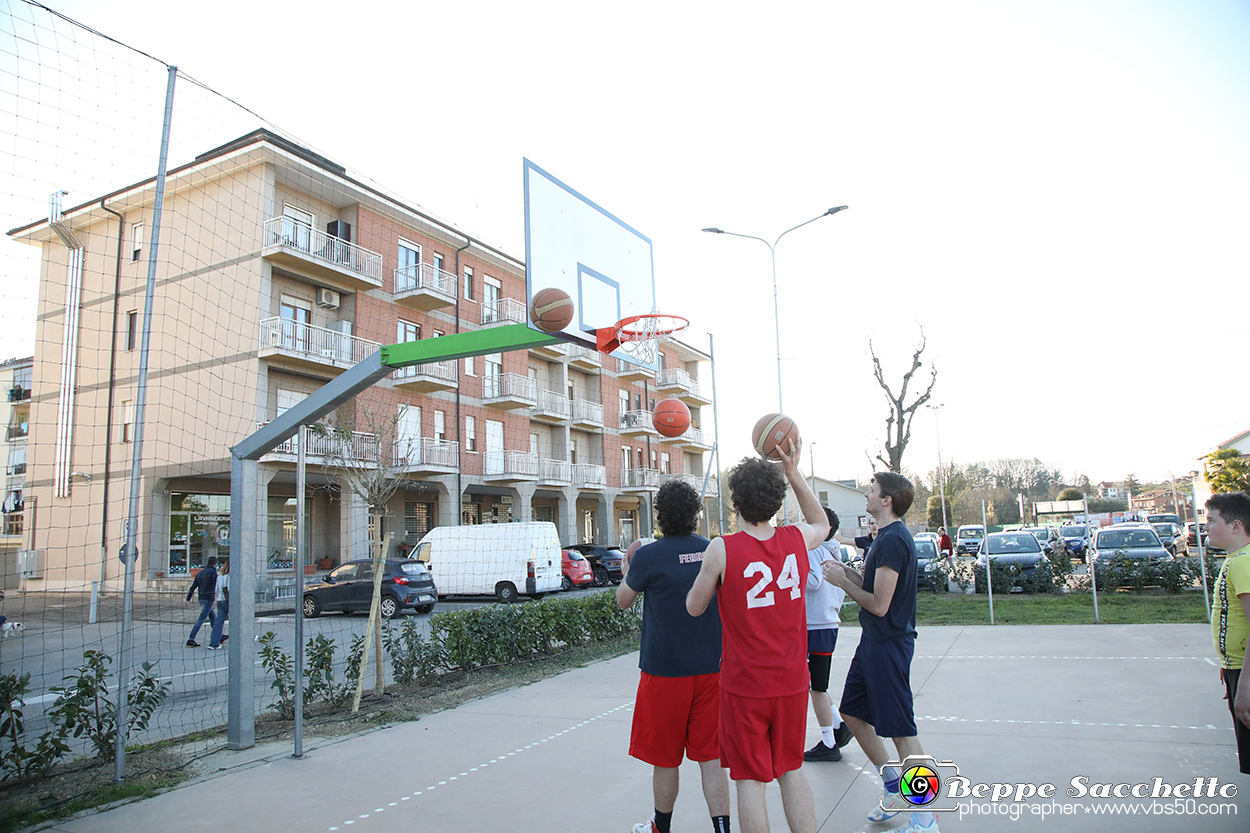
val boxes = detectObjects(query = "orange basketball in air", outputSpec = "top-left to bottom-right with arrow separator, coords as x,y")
751,413 -> 800,461
529,287 -> 575,332
652,398 -> 691,438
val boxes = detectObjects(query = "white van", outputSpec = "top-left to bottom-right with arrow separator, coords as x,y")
413,522 -> 562,603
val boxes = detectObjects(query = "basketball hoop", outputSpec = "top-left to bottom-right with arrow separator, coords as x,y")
597,311 -> 689,366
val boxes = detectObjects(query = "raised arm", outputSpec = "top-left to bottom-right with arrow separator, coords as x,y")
687,537 -> 727,616
776,437 -> 830,549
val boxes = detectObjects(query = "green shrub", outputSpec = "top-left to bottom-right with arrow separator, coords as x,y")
1,671 -> 70,780
257,633 -> 295,719
45,650 -> 170,760
385,618 -> 446,685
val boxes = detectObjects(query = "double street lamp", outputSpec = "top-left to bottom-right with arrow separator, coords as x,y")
704,206 -> 848,521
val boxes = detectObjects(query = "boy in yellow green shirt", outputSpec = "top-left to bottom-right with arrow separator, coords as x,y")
1207,491 -> 1250,774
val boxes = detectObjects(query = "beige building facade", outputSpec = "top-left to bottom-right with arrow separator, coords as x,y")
9,130 -> 715,596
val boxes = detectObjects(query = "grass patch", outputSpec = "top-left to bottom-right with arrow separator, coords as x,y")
839,590 -> 1211,626
0,769 -> 186,833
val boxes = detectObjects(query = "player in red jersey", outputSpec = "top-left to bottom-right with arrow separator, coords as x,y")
687,439 -> 830,833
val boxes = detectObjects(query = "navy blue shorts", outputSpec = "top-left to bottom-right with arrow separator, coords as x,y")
839,634 -> 917,738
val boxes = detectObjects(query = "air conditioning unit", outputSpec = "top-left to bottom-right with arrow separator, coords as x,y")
17,549 -> 41,579
317,288 -> 341,309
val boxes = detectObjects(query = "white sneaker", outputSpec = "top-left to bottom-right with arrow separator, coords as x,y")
896,815 -> 940,833
866,787 -> 907,822
631,818 -> 657,833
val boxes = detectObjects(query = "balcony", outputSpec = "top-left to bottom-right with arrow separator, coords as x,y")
677,426 -> 712,450
482,372 -> 537,410
261,426 -> 380,467
573,463 -> 607,489
620,410 -> 657,437
656,367 -> 692,394
532,389 -> 571,423
393,360 -> 458,394
570,399 -> 604,429
6,463 -> 26,476
530,340 -> 568,359
259,318 -> 380,375
538,458 -> 572,486
394,262 -> 457,311
7,386 -> 30,402
481,298 -> 527,327
484,450 -> 538,482
615,358 -> 653,382
394,438 -> 459,475
569,345 -> 602,371
621,468 -> 660,491
662,471 -> 718,498
261,217 -> 383,291
6,423 -> 28,441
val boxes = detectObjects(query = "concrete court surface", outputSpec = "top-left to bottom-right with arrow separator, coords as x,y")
41,624 -> 1246,833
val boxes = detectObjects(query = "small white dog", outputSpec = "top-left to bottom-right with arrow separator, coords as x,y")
1,621 -> 25,637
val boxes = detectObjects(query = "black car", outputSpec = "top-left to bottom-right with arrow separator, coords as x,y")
563,543 -> 625,586
302,558 -> 437,619
1059,523 -> 1091,561
974,532 -> 1048,593
914,539 -> 946,591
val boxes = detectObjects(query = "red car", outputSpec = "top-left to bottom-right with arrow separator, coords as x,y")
561,549 -> 594,590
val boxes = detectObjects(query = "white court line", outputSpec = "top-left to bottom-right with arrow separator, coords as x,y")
12,661 -> 263,708
915,655 -> 1213,661
325,701 -> 635,831
918,714 -> 1223,731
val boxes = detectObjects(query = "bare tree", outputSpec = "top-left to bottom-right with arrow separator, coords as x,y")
315,398 -> 419,712
870,331 -> 937,473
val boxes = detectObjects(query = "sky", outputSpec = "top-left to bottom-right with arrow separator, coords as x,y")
1,0 -> 1248,489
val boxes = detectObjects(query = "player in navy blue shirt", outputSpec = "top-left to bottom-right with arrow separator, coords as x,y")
616,480 -> 729,833
823,472 -> 939,833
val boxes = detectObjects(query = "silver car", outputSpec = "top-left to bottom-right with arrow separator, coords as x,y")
1089,524 -> 1172,567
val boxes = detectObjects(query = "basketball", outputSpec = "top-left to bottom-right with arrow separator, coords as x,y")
529,287 -> 574,332
652,398 -> 691,438
751,413 -> 800,461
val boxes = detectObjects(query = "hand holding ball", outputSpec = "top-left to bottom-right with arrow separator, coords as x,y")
751,413 -> 800,461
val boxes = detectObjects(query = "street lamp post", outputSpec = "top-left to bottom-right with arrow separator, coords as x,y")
926,403 -> 948,530
703,206 -> 848,522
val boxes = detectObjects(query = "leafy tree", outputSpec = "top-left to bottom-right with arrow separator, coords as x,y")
1057,488 -> 1084,502
1086,498 -> 1126,514
1205,449 -> 1250,494
870,330 -> 937,473
926,494 -> 951,529
1125,473 -> 1142,496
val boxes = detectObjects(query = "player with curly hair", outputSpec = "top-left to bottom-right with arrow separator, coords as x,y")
687,440 -> 830,833
618,479 -> 730,833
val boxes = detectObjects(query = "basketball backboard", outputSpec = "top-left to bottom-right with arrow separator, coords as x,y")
523,159 -> 659,368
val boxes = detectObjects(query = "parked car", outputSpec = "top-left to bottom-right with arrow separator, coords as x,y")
1185,522 -> 1224,555
1150,522 -> 1187,557
1059,523 -> 1091,561
914,531 -> 940,548
974,532 -> 1048,593
561,549 -> 594,590
1146,513 -> 1184,529
956,524 -> 986,555
563,543 -> 625,586
1022,527 -> 1063,555
302,558 -> 437,619
915,539 -> 946,591
1088,524 -> 1173,567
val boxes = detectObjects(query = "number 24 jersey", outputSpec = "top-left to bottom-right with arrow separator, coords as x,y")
718,526 -> 810,698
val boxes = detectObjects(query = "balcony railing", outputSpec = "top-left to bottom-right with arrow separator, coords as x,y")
622,468 -> 660,489
662,471 -> 718,497
481,297 -> 527,326
394,437 -> 459,470
6,424 -> 28,441
679,426 -> 711,448
394,262 -> 457,310
393,359 -> 458,390
571,399 -> 604,427
539,459 -> 572,483
534,389 -> 572,420
266,425 -> 380,463
485,450 -> 538,478
658,367 -> 692,390
573,463 -> 607,488
620,410 -> 656,435
483,372 -> 537,403
259,318 -> 380,366
262,217 -> 383,284
569,345 -> 602,369
7,386 -> 30,402
615,358 -> 653,381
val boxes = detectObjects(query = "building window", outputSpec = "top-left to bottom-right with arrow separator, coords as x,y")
121,399 -> 134,443
464,267 -> 474,301
483,276 -> 502,321
569,440 -> 577,464
125,310 -> 139,351
464,355 -> 474,376
484,352 -> 502,378
397,239 -> 421,290
434,410 -> 446,442
466,416 -> 477,452
621,446 -> 631,471
661,452 -> 670,474
131,222 -> 143,262
619,389 -> 630,419
433,253 -> 444,275
819,491 -> 828,504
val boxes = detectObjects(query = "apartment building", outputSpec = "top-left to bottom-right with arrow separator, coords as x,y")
9,129 -> 715,593
1,355 -> 31,587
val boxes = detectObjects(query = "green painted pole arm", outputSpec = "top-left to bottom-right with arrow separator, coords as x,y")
380,323 -> 564,368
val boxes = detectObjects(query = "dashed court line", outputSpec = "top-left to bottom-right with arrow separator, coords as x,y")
917,714 -> 1222,731
326,701 -> 633,830
916,655 -> 1212,661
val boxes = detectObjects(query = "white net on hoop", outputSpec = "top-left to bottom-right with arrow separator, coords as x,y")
615,312 -> 689,365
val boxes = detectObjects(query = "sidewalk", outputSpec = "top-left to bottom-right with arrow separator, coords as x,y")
39,624 -> 1247,833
